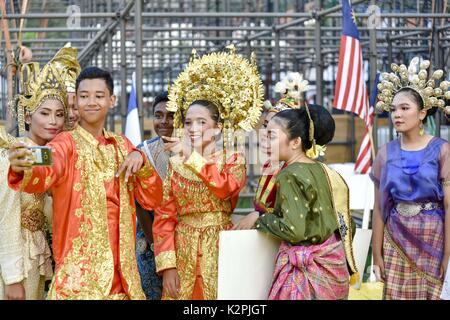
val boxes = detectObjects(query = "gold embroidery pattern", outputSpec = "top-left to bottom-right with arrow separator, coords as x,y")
48,126 -> 144,300
21,209 -> 46,232
74,208 -> 82,218
135,160 -> 155,179
140,181 -> 148,189
184,151 -> 207,174
155,250 -> 177,272
158,152 -> 242,299
173,218 -> 232,300
172,172 -> 232,215
115,135 -> 146,300
443,180 -> 450,187
21,169 -> 33,191
162,165 -> 174,202
45,176 -> 52,187
170,154 -> 225,182
229,163 -> 246,185
73,183 -> 81,192
320,164 -> 359,282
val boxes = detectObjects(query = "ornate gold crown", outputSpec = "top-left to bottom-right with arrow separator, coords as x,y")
376,57 -> 450,115
167,45 -> 264,132
16,60 -> 68,134
48,46 -> 81,93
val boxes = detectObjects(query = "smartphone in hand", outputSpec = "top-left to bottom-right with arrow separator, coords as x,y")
27,146 -> 53,166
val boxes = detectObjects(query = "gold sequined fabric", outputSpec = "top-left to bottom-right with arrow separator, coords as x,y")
155,152 -> 245,300
21,209 -> 46,232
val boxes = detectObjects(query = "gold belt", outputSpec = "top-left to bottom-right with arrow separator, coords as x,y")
395,202 -> 442,217
179,211 -> 231,229
21,209 -> 46,232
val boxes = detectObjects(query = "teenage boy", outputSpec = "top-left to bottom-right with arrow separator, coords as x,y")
135,91 -> 173,299
8,67 -> 163,300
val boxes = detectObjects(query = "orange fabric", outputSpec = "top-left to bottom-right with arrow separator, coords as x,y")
153,153 -> 245,267
8,128 -> 163,299
153,153 -> 245,300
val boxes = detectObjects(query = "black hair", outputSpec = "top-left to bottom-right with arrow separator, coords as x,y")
75,66 -> 114,95
395,87 -> 437,124
152,91 -> 169,113
272,104 -> 335,152
188,100 -> 221,123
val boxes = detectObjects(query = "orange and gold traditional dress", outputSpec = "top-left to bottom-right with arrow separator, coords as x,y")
153,151 -> 246,300
8,125 -> 163,300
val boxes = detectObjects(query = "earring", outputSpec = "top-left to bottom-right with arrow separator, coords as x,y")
419,120 -> 424,136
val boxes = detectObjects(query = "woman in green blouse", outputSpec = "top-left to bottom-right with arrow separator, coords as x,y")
254,105 -> 358,300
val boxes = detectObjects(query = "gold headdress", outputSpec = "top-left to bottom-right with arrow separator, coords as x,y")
271,72 -> 309,113
271,72 -> 326,159
167,45 -> 264,134
48,46 -> 81,93
376,57 -> 450,116
16,60 -> 68,134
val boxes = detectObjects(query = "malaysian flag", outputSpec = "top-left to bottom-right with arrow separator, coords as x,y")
333,0 -> 374,174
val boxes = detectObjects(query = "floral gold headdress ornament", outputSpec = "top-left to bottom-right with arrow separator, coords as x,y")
167,45 -> 264,155
272,72 -> 326,159
167,45 -> 264,132
376,57 -> 450,116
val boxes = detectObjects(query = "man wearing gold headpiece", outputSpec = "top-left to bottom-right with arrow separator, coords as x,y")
371,57 -> 450,300
152,46 -> 264,300
0,52 -> 69,300
47,46 -> 81,130
7,67 -> 163,300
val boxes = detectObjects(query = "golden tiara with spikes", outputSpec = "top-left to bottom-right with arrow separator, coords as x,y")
48,47 -> 81,93
16,61 -> 68,134
167,44 -> 264,132
376,57 -> 450,115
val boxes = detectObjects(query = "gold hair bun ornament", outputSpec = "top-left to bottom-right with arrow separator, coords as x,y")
376,57 -> 450,116
273,71 -> 326,160
272,72 -> 309,112
16,60 -> 68,134
167,44 -> 264,132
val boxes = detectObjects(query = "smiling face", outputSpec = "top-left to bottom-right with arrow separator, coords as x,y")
77,78 -> 116,129
390,90 -> 426,134
26,98 -> 65,145
183,104 -> 222,152
153,101 -> 174,138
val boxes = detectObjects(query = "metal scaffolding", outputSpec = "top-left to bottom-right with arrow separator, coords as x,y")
1,0 -> 449,157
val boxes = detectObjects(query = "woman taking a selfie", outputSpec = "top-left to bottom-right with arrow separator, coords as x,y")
0,59 -> 69,300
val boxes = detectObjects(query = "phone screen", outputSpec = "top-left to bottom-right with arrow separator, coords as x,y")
27,146 -> 53,166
